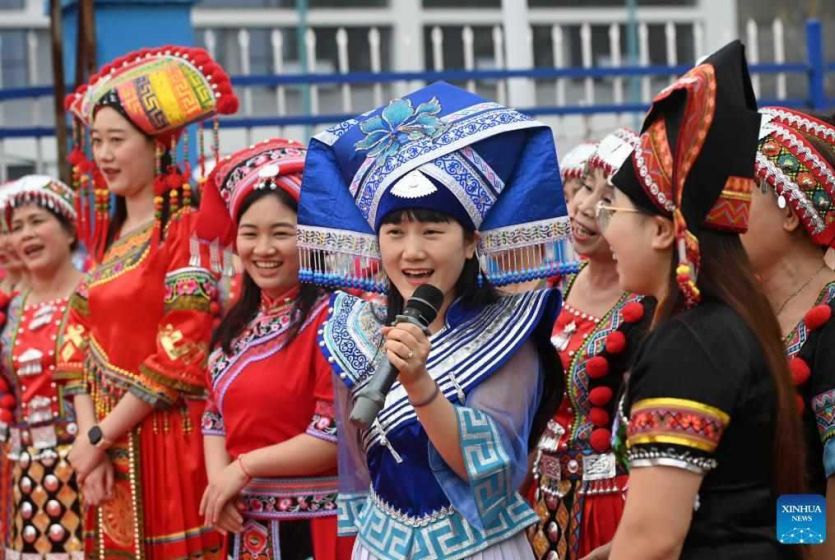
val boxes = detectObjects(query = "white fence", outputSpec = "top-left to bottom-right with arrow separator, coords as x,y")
0,0 -> 822,179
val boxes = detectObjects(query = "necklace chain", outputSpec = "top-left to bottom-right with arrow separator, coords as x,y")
776,263 -> 826,316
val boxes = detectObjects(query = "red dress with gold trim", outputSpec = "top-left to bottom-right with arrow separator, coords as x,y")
56,214 -> 224,560
0,287 -> 17,548
527,272 -> 651,560
203,287 -> 353,560
1,294 -> 83,559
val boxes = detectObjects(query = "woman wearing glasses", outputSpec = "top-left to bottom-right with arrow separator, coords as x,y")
742,107 -> 835,559
526,130 -> 654,560
601,42 -> 804,559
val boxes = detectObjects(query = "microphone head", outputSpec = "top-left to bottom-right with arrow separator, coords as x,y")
403,284 -> 444,327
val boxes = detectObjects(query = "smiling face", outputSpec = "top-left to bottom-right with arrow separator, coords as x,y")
10,204 -> 75,278
236,192 -> 299,298
568,167 -> 615,260
378,213 -> 476,314
91,106 -> 157,198
601,188 -> 674,297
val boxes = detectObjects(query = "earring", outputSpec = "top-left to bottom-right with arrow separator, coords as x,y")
777,194 -> 787,209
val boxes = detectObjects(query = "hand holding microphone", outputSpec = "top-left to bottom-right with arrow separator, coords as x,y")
349,284 -> 444,429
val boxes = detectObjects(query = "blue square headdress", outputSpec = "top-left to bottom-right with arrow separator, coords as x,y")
297,81 -> 577,292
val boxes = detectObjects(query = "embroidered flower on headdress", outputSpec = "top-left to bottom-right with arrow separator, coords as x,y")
354,96 -> 445,159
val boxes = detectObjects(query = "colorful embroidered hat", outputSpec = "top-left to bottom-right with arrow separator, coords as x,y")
64,46 -> 239,261
65,46 -> 238,141
612,40 -> 761,306
297,81 -> 575,292
6,175 -> 77,221
196,138 -> 306,256
587,128 -> 639,177
560,141 -> 597,182
756,107 -> 835,257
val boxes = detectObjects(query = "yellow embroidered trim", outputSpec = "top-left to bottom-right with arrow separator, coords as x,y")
631,397 -> 730,424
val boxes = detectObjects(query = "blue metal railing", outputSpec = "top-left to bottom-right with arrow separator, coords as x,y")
0,18 -> 832,140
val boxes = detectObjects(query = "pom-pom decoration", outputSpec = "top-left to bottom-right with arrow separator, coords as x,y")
589,386 -> 613,407
589,428 -> 612,452
585,356 -> 609,379
604,330 -> 627,354
621,301 -> 645,323
789,356 -> 811,386
804,304 -> 832,331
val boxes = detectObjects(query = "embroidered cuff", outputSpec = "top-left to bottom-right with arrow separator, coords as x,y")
627,397 -> 730,455
306,400 -> 337,443
456,406 -> 513,527
128,382 -> 178,410
140,360 -> 205,399
812,388 -> 835,446
627,445 -> 718,475
201,410 -> 225,436
163,267 -> 215,313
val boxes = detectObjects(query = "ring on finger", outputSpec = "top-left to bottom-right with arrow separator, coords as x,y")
407,348 -> 415,359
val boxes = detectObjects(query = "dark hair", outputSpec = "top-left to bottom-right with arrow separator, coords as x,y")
377,208 -> 498,323
211,187 -> 323,354
654,229 -> 806,497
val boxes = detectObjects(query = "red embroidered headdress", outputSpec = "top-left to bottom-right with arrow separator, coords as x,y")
757,107 -> 835,267
195,138 -> 306,269
612,40 -> 761,306
64,45 -> 239,260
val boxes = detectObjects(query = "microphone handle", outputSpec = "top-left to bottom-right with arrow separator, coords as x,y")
348,315 -> 429,429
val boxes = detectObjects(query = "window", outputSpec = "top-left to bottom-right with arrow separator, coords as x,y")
197,0 -> 387,7
423,0 -> 500,7
0,30 -> 27,87
528,0 -> 696,5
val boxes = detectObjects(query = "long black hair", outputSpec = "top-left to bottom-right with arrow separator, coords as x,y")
211,187 -> 323,354
654,228 -> 806,498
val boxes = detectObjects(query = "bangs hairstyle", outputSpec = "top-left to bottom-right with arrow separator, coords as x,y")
378,208 -> 498,323
211,187 -> 324,354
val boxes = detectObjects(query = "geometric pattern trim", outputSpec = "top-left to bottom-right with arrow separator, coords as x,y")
627,397 -> 730,454
458,407 -> 512,527
704,175 -> 754,233
812,388 -> 835,446
337,487 -> 537,560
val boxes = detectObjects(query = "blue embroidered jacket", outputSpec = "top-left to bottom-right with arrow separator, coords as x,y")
320,288 -> 561,559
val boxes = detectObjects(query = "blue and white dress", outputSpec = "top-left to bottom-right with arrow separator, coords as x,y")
320,288 -> 561,560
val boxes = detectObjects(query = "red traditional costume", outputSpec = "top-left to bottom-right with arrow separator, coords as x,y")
57,46 -> 238,560
0,176 -> 84,558
0,180 -> 21,549
198,138 -> 352,560
527,131 -> 653,560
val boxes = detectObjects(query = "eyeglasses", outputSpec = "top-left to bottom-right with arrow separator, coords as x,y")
595,200 -> 641,231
